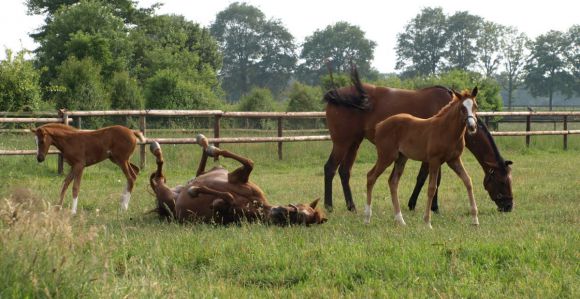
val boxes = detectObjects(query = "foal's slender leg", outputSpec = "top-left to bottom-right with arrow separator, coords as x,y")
207,147 -> 254,184
424,163 -> 441,229
365,154 -> 395,224
447,158 -> 479,226
58,170 -> 75,209
408,163 -> 441,212
70,165 -> 84,214
388,155 -> 408,225
119,161 -> 136,211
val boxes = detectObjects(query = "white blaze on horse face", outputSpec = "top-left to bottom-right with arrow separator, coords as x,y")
463,99 -> 477,131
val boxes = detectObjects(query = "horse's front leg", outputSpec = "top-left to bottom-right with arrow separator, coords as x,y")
196,135 -> 253,184
58,166 -> 76,210
388,155 -> 408,225
447,158 -> 479,226
119,161 -> 136,211
70,165 -> 85,214
424,163 -> 441,229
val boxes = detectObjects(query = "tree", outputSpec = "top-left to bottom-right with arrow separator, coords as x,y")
211,2 -> 296,101
396,7 -> 447,77
563,25 -> 580,95
298,22 -> 377,84
130,14 -> 222,90
32,0 -> 132,85
109,71 -> 143,110
525,30 -> 574,110
0,50 -> 43,111
499,27 -> 529,110
51,56 -> 109,110
477,21 -> 505,77
286,82 -> 323,112
26,0 -> 157,25
445,11 -> 483,71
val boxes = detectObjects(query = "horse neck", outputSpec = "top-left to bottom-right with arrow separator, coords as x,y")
465,126 -> 501,171
436,102 -> 467,140
45,128 -> 76,151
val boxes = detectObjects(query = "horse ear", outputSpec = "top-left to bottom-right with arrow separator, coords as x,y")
472,86 -> 478,97
310,198 -> 321,209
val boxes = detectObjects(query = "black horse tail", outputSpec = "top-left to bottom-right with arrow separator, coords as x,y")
323,64 -> 370,110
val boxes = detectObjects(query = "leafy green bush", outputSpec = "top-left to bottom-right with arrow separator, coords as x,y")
0,50 -> 43,112
109,71 -> 144,110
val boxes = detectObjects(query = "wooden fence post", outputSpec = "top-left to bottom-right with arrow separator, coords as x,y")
277,117 -> 283,160
77,116 -> 82,129
58,111 -> 69,175
526,115 -> 531,147
139,115 -> 146,169
563,115 -> 568,150
214,114 -> 221,161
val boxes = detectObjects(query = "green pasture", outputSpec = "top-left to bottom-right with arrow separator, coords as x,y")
0,132 -> 579,298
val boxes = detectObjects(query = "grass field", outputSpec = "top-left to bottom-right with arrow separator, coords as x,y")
0,132 -> 579,298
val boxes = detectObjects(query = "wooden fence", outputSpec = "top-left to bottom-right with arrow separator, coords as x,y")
1,110 -> 579,174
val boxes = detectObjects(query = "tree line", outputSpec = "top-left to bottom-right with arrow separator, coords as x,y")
1,1 -> 578,114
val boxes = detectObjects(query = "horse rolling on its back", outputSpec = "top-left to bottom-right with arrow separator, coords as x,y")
31,123 -> 144,214
365,88 -> 480,228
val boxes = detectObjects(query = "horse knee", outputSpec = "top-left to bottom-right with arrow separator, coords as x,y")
338,165 -> 350,181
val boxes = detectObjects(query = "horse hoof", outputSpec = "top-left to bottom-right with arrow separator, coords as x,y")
196,134 -> 209,149
324,204 -> 333,213
149,141 -> 161,154
206,145 -> 219,157
347,205 -> 357,213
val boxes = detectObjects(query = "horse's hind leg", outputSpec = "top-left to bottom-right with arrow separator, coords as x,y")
119,161 -> 136,211
338,139 -> 363,212
388,155 -> 408,225
205,146 -> 253,184
365,153 -> 395,224
70,165 -> 84,214
447,158 -> 479,226
58,170 -> 75,209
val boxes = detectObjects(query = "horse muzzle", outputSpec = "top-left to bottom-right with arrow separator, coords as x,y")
466,116 -> 478,135
37,155 -> 45,163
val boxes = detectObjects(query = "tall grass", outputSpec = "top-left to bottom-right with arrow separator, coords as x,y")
0,133 -> 578,298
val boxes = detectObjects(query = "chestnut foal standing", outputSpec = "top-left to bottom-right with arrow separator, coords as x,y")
365,88 -> 480,228
31,123 -> 144,214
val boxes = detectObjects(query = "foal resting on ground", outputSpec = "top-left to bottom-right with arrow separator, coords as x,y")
365,88 -> 480,228
31,123 -> 144,214
148,135 -> 327,225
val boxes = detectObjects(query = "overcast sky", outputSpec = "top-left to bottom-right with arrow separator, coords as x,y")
1,0 -> 578,73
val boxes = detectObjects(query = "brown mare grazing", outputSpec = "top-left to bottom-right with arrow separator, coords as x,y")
148,135 -> 327,226
324,67 -> 513,213
365,88 -> 480,228
31,123 -> 144,214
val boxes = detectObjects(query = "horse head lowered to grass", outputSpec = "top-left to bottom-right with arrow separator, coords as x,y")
323,66 -> 513,213
148,135 -> 327,226
31,123 -> 144,214
366,88 -> 482,228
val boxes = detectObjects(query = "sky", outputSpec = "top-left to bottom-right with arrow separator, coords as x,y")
1,0 -> 578,73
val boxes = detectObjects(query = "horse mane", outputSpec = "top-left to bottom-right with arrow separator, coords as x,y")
421,85 -> 453,97
323,65 -> 370,110
476,118 -> 509,173
40,123 -> 78,136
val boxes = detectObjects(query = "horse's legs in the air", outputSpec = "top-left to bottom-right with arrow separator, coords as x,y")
119,161 -> 136,211
365,152 -> 396,224
408,162 -> 441,212
424,163 -> 441,228
338,139 -> 362,212
388,155 -> 408,225
70,165 -> 84,214
447,158 -> 479,226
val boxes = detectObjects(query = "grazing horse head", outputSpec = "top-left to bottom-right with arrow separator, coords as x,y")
483,159 -> 514,212
451,87 -> 479,135
270,198 -> 328,226
30,127 -> 52,163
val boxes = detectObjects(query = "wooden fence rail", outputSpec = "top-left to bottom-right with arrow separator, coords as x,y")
1,110 -> 579,174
